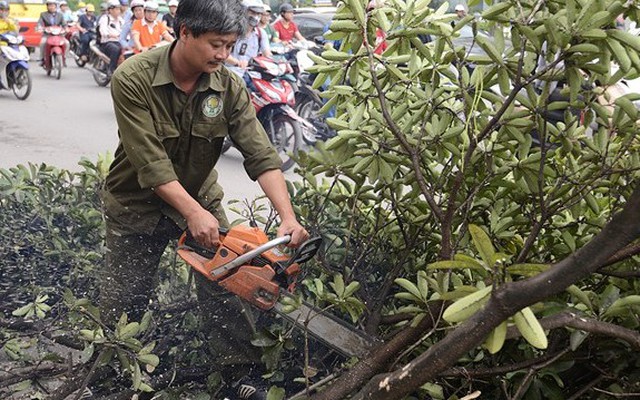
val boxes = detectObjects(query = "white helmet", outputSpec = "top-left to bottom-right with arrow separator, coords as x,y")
242,0 -> 264,13
144,1 -> 159,11
107,0 -> 120,9
168,0 -> 179,6
130,0 -> 144,9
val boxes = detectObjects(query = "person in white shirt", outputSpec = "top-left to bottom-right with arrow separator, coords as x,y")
99,0 -> 124,76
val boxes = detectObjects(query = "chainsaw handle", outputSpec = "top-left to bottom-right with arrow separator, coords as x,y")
212,235 -> 292,278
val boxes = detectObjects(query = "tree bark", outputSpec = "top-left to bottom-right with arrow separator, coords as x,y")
346,184 -> 640,400
308,302 -> 444,400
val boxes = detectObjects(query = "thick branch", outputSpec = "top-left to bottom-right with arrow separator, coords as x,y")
348,184 -> 640,400
308,302 -> 443,400
0,362 -> 69,389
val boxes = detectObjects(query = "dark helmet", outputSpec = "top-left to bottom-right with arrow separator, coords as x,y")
279,3 -> 293,14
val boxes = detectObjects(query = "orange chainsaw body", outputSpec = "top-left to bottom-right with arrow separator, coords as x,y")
177,225 -> 301,310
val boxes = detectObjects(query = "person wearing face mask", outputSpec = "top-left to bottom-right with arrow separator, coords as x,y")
225,0 -> 271,89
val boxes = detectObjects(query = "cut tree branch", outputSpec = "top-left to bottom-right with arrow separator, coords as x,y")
347,184 -> 640,400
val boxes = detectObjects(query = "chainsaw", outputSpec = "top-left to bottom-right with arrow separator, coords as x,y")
176,225 -> 377,358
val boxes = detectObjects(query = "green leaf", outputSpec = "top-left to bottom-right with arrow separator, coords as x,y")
395,278 -> 423,301
484,321 -> 507,354
468,225 -> 496,267
443,286 -> 492,323
513,307 -> 548,349
603,295 -> 640,318
427,260 -> 487,272
266,386 -> 286,400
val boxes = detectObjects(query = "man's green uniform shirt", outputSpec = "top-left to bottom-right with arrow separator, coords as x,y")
103,43 -> 282,235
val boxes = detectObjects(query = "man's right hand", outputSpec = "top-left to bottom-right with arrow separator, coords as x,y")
186,208 -> 220,248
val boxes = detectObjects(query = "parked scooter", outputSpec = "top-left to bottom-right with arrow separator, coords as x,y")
41,25 -> 66,79
222,55 -> 315,171
0,30 -> 32,100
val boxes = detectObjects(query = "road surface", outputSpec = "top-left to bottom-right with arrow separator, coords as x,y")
0,59 -> 297,205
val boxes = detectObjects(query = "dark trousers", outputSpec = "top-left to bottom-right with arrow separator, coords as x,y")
100,41 -> 121,73
79,32 -> 94,56
99,214 -> 262,367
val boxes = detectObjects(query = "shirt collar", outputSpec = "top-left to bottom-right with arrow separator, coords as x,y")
152,41 -> 226,92
141,18 -> 156,27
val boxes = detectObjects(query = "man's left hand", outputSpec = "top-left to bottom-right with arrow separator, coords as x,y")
277,218 -> 309,247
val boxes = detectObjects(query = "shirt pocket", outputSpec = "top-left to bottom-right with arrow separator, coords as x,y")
190,119 -> 228,167
155,121 -> 181,159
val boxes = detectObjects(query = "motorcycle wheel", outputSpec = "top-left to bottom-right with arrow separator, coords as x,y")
296,95 -> 322,145
11,68 -> 32,100
53,54 -> 62,80
93,61 -> 110,87
75,56 -> 86,68
267,113 -> 302,172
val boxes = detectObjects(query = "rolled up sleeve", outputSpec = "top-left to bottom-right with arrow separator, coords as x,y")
226,75 -> 282,180
110,71 -> 178,189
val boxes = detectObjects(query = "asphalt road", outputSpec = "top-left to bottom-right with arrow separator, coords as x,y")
0,59 -> 295,205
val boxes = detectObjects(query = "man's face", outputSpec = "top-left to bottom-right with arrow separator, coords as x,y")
144,9 -> 158,23
0,8 -> 7,19
456,9 -> 466,17
109,6 -> 121,16
86,10 -> 94,16
282,10 -> 293,22
180,29 -> 237,74
47,3 -> 57,12
61,5 -> 69,11
169,5 -> 177,15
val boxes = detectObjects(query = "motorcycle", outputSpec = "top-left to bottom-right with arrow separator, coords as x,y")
41,25 -> 66,79
223,55 -> 316,171
87,40 -> 133,87
0,30 -> 32,100
274,40 -> 336,145
66,24 -> 87,67
87,39 -> 111,86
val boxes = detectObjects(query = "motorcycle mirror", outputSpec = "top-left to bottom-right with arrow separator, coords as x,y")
19,26 -> 28,33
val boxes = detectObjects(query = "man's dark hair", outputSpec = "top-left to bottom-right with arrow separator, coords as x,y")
174,0 -> 247,39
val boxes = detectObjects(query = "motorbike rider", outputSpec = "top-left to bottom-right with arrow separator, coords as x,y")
101,0 -> 308,398
0,1 -> 19,36
98,0 -> 123,77
259,4 -> 279,44
225,0 -> 271,88
130,1 -> 173,53
119,0 -> 144,52
37,0 -> 66,64
76,3 -> 97,61
59,1 -> 74,24
162,0 -> 178,37
272,3 -> 307,47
